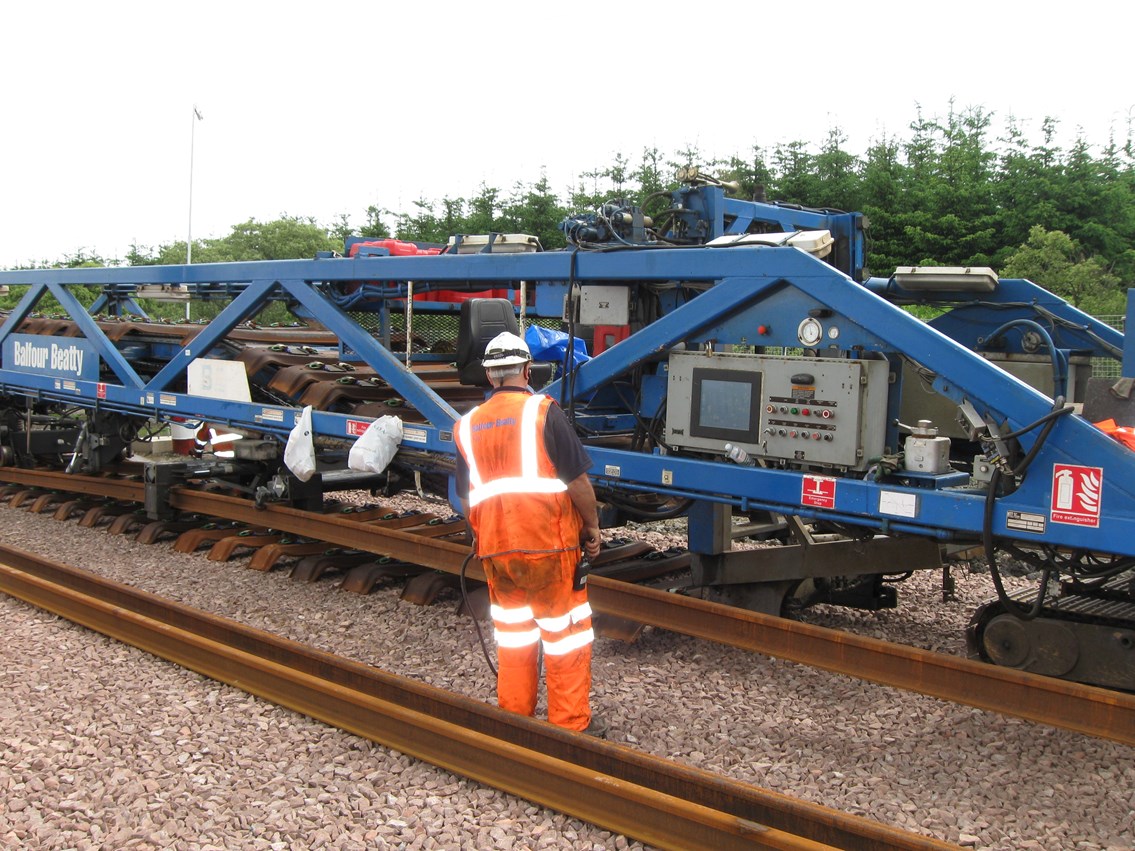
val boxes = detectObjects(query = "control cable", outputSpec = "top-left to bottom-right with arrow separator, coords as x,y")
981,398 -> 1073,619
459,540 -> 497,676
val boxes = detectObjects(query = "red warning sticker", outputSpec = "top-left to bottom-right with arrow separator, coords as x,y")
346,419 -> 370,437
801,474 -> 837,509
1050,464 -> 1102,527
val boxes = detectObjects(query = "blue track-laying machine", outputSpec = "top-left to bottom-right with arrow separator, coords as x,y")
2,169 -> 1134,689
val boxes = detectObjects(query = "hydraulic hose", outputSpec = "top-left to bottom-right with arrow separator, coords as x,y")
983,467 -> 1051,619
561,248 -> 580,421
981,319 -> 1067,401
980,397 -> 1071,619
459,542 -> 497,676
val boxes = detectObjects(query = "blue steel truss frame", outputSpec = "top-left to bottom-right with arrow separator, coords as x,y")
0,243 -> 1132,559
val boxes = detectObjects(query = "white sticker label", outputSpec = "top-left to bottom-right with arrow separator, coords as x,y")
879,490 -> 918,518
604,465 -> 621,477
402,427 -> 427,444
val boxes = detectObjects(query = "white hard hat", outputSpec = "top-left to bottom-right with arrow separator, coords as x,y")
481,331 -> 532,368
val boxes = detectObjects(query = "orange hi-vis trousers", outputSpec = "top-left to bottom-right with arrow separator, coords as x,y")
482,549 -> 594,731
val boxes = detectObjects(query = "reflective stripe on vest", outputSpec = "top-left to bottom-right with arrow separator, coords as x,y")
534,602 -> 593,634
459,394 -> 568,508
490,603 -> 536,625
495,627 -> 541,648
543,627 -> 594,656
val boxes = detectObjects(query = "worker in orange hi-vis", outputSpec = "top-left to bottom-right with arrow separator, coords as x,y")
454,331 -> 606,736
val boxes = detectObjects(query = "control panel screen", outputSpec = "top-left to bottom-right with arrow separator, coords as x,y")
690,368 -> 762,442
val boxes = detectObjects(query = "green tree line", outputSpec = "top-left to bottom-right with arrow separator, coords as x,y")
16,103 -> 1135,314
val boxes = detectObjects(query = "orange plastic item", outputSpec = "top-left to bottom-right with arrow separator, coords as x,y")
349,239 -> 511,302
592,324 -> 630,354
1094,418 -> 1135,451
347,238 -> 440,258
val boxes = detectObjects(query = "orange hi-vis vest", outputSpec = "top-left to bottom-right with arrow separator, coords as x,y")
455,391 -> 583,558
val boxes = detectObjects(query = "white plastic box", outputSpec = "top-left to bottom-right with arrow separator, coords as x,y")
579,285 -> 630,325
707,230 -> 834,259
446,233 -> 541,254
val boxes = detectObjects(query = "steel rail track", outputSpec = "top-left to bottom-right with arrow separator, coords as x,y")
3,465 -> 1134,747
0,545 -> 952,851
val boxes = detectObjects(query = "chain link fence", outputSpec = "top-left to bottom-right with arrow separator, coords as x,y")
1092,314 -> 1126,378
349,311 -> 563,355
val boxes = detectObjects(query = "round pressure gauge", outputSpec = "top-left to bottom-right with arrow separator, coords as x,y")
797,317 -> 823,347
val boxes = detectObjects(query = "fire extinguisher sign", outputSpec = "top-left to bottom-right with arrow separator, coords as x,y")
1050,464 -> 1103,527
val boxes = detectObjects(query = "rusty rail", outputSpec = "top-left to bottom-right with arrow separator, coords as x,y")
0,545 -> 951,851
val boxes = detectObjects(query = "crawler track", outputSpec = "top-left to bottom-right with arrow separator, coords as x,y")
0,544 -> 950,851
2,463 -> 1134,747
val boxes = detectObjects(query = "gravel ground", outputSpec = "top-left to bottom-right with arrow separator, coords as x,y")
1,498 -> 1133,850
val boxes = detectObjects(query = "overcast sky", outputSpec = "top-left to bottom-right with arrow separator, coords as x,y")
1,2 -> 1130,268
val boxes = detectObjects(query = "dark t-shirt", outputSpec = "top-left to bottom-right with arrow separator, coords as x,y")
455,387 -> 592,499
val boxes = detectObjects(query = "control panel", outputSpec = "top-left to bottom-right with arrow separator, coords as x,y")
665,351 -> 891,470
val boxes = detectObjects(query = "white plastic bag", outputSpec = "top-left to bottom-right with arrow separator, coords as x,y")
348,415 -> 403,474
284,405 -> 317,482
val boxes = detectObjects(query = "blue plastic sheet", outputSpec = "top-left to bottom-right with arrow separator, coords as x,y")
525,325 -> 590,371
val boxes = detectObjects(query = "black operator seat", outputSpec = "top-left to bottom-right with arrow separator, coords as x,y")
456,298 -> 554,390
